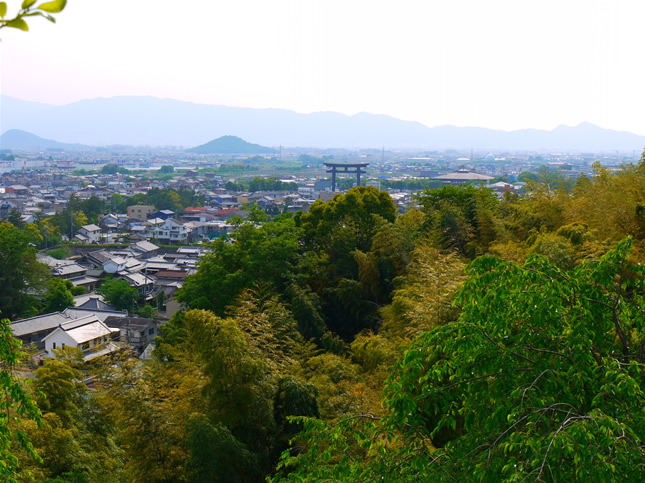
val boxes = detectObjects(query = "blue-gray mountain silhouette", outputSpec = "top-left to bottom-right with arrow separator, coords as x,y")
2,95 -> 644,151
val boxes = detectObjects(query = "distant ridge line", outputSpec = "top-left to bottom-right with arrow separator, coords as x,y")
2,95 -> 644,152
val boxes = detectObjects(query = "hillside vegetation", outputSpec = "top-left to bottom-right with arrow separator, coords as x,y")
186,135 -> 276,154
3,158 -> 645,481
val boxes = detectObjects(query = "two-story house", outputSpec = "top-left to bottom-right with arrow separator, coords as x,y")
77,224 -> 102,243
42,315 -> 120,361
154,218 -> 190,244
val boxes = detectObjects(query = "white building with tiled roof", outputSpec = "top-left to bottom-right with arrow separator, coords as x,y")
42,315 -> 120,361
12,312 -> 72,347
78,224 -> 102,243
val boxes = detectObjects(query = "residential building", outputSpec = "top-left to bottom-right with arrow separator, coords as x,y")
132,240 -> 160,258
103,257 -> 128,274
153,218 -> 190,244
77,224 -> 102,243
103,316 -> 160,353
127,205 -> 154,221
42,315 -> 120,361
11,312 -> 72,348
151,209 -> 175,220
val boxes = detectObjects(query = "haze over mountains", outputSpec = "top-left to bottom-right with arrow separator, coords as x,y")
0,129 -> 92,151
1,95 -> 644,152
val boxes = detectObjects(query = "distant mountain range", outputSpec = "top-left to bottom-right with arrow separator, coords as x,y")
187,135 -> 276,154
1,95 -> 644,152
0,129 -> 92,151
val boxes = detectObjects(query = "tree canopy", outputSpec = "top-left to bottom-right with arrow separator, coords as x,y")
0,221 -> 49,318
274,237 -> 645,481
97,279 -> 138,312
0,319 -> 42,481
7,161 -> 645,480
178,214 -> 304,315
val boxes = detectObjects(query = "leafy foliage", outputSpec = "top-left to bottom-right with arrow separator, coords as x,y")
126,187 -> 205,212
230,288 -> 304,371
24,347 -> 123,481
0,0 -> 66,32
0,319 -> 42,482
184,310 -> 276,474
380,244 -> 466,338
297,186 -> 397,255
184,416 -> 260,482
179,215 -> 303,314
418,184 -> 498,257
42,278 -> 75,313
97,279 -> 138,312
99,355 -> 201,482
276,238 -> 645,481
0,221 -> 50,318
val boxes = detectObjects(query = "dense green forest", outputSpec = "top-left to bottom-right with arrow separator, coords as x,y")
3,159 -> 645,481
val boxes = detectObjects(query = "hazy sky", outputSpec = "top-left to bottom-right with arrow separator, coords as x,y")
2,0 -> 644,134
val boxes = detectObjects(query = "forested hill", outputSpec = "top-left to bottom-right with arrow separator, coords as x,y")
4,160 -> 645,480
186,135 -> 276,154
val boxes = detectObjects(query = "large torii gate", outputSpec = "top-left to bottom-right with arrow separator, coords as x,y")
323,162 -> 369,191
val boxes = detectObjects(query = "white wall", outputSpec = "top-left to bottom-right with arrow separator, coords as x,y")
43,330 -> 77,358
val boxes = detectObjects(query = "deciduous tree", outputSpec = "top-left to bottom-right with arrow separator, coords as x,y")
0,318 -> 42,481
97,279 -> 138,312
0,221 -> 49,318
42,279 -> 75,313
275,238 -> 645,481
179,215 -> 303,314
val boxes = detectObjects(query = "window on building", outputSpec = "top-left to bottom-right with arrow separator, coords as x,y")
149,327 -> 155,335
52,342 -> 56,349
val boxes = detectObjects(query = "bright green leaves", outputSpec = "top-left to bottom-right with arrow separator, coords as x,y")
0,221 -> 50,318
5,17 -> 27,30
96,279 -> 139,312
275,237 -> 645,481
0,0 -> 65,31
0,319 -> 43,480
36,0 -> 65,13
178,215 -> 304,315
383,236 -> 645,479
298,186 -> 397,253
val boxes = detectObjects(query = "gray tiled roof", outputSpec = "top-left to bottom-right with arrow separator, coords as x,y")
133,241 -> 159,253
11,312 -> 70,337
63,308 -> 128,322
